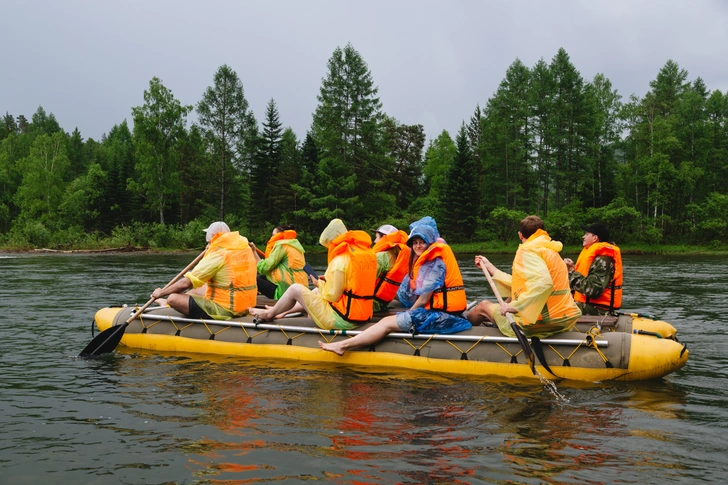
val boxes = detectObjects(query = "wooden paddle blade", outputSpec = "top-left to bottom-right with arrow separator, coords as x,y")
78,322 -> 129,357
511,322 -> 536,375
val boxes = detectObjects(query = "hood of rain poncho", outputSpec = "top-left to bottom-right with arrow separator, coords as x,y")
521,228 -> 563,253
319,219 -> 347,248
407,224 -> 438,247
409,216 -> 440,239
327,230 -> 373,263
371,230 -> 409,253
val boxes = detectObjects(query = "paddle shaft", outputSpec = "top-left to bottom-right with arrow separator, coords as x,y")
478,260 -> 536,374
126,248 -> 207,323
478,262 -> 512,319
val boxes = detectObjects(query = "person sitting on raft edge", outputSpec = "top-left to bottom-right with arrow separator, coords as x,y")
151,221 -> 258,320
370,224 -> 410,312
250,223 -> 309,300
318,220 -> 471,356
465,215 -> 581,338
563,222 -> 623,316
248,218 -> 378,330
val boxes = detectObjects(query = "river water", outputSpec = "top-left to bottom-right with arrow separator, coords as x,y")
1,252 -> 726,484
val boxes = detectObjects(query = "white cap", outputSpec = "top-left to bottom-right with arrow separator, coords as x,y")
202,221 -> 230,242
373,224 -> 398,235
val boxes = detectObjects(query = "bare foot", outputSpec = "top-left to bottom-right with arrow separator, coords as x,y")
154,298 -> 168,306
318,340 -> 346,356
248,307 -> 275,322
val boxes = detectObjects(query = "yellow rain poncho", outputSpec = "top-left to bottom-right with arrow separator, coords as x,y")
187,231 -> 257,320
490,229 -> 581,338
301,219 -> 378,330
257,230 -> 308,299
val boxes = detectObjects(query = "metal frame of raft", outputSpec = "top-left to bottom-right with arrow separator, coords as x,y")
93,305 -> 688,382
132,312 -> 610,347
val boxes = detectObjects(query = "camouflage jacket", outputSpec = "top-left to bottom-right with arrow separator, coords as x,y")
569,255 -> 615,299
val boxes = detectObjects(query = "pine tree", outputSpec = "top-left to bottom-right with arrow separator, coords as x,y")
583,73 -> 622,207
250,99 -> 283,227
529,58 -> 556,214
30,106 -> 62,136
98,121 -> 137,231
439,125 -> 479,241
423,130 -> 456,201
16,115 -> 29,134
67,128 -> 87,180
178,124 -> 215,223
467,105 -> 485,216
705,89 -> 728,191
311,43 -> 383,227
2,112 -> 17,137
381,116 -> 425,210
484,58 -> 532,211
270,127 -> 302,225
291,133 -> 320,238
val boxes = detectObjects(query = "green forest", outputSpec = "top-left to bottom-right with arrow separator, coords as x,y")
2,44 -> 728,251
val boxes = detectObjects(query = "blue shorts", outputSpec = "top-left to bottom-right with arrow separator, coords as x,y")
394,307 -> 472,334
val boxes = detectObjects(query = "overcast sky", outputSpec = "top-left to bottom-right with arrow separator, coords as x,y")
3,0 -> 727,143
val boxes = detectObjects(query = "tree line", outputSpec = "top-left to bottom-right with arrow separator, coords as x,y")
1,44 -> 727,250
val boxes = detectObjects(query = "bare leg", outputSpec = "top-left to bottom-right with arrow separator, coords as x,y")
167,293 -> 191,315
466,300 -> 496,326
318,316 -> 400,356
249,284 -> 306,321
275,301 -> 306,318
188,285 -> 206,297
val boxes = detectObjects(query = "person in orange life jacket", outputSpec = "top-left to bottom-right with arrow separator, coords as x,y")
563,222 -> 623,315
371,224 -> 410,312
409,216 -> 447,244
151,221 -> 258,320
250,224 -> 309,300
249,219 -> 378,330
465,215 -> 581,338
318,223 -> 471,356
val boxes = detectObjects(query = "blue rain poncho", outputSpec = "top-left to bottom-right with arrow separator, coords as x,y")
394,223 -> 471,334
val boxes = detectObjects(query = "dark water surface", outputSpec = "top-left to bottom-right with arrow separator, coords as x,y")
1,252 -> 726,484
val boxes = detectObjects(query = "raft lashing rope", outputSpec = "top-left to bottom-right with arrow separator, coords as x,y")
122,312 -> 620,372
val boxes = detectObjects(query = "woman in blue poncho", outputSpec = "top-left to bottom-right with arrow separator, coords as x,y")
318,221 -> 471,356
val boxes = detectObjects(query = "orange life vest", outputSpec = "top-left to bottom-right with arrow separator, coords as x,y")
264,229 -> 296,257
411,242 -> 467,313
265,231 -> 308,288
372,230 -> 411,306
573,242 -> 623,311
205,232 -> 258,314
511,230 -> 580,330
327,230 -> 378,323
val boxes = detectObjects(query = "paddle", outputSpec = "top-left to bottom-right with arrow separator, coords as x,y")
79,249 -> 207,357
477,259 -> 536,375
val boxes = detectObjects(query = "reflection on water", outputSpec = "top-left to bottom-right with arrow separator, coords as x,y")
0,253 -> 726,483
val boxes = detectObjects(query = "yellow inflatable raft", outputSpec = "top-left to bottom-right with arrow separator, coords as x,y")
93,303 -> 687,382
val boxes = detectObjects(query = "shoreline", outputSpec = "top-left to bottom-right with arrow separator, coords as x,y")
2,244 -> 726,256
